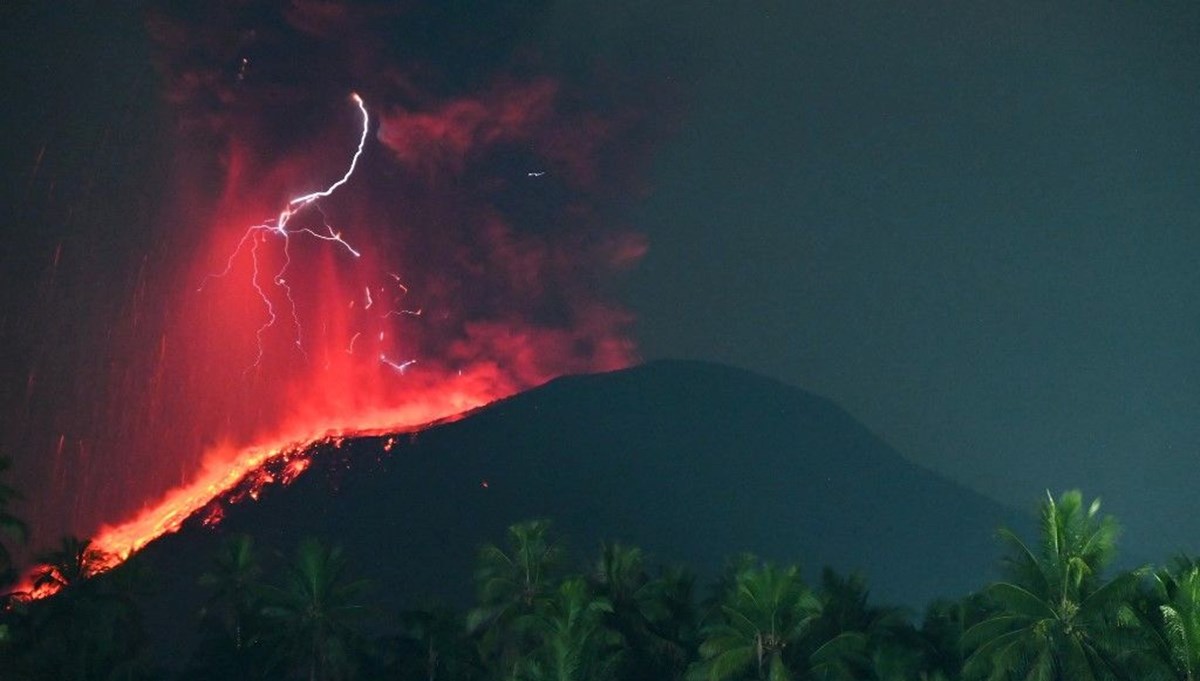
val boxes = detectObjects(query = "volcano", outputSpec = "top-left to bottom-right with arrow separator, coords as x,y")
96,359 -> 1024,663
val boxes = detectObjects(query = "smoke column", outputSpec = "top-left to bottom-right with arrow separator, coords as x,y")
6,1 -> 671,567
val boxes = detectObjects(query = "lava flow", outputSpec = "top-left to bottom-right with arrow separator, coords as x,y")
88,390 -> 487,572
15,92 -> 522,596
10,2 -> 668,598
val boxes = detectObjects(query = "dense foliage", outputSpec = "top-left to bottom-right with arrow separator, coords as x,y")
2,489 -> 1199,680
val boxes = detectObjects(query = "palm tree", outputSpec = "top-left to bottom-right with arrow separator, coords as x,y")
469,519 -> 564,677
32,535 -> 110,593
390,607 -> 481,681
183,533 -> 275,679
515,576 -> 623,681
962,490 -> 1145,681
261,537 -> 373,681
643,564 -> 702,677
1138,557 -> 1200,681
471,520 -> 564,626
595,543 -> 650,607
198,533 -> 262,650
20,541 -> 148,680
592,543 -> 697,680
688,558 -> 821,681
805,568 -> 919,681
0,456 -> 28,586
86,553 -> 155,679
918,595 -> 993,681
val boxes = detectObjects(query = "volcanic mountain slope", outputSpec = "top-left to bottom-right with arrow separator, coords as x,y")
128,359 -> 1024,656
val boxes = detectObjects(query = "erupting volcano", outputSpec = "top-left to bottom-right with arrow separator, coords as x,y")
6,1 -> 671,585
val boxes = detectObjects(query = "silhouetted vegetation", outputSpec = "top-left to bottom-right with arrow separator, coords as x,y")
8,489 -> 1200,679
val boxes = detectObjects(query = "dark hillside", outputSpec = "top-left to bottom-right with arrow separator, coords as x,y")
128,360 -> 1025,659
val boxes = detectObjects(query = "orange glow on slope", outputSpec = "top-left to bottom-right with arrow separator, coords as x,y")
9,372 -> 507,601
14,57 -> 660,595
87,371 -> 503,570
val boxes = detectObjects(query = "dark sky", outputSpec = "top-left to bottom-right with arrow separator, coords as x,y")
554,1 -> 1200,558
3,1 -> 1200,561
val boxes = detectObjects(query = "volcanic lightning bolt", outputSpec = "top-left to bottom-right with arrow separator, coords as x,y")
201,93 -> 370,366
13,93 -> 443,600
12,16 -> 659,600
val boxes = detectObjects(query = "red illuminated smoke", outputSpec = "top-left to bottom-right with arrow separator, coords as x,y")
10,0 -> 673,563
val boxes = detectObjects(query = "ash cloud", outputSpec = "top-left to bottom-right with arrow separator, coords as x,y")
10,0 -> 679,547
146,0 -> 668,375
4,0 -> 677,567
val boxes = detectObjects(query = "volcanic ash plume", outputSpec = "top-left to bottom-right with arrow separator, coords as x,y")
18,0 -> 671,566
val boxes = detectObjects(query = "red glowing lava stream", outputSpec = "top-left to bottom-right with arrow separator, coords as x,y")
89,398 -> 487,570
17,67 -> 648,598
13,93 -> 511,597
79,93 -> 392,566
18,396 -> 493,599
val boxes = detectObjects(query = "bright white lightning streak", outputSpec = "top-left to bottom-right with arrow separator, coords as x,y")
380,355 -> 416,374
200,93 -> 371,366
247,236 -> 275,368
286,94 -> 368,208
275,237 -> 306,355
294,204 -> 361,258
379,273 -> 419,318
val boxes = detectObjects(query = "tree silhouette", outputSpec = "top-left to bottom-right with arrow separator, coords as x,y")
963,490 -> 1143,681
185,533 -> 274,679
388,606 -> 481,681
469,519 -> 564,678
804,568 -> 919,680
515,576 -> 623,681
198,533 -> 262,650
32,535 -> 109,593
688,558 -> 820,681
20,541 -> 151,681
592,542 -> 698,680
1134,556 -> 1200,681
918,594 -> 992,681
261,537 -> 373,681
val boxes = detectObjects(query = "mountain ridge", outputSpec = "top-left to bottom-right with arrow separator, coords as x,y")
119,359 -> 1027,660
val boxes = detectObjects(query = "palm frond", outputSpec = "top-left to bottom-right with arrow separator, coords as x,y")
985,583 -> 1056,620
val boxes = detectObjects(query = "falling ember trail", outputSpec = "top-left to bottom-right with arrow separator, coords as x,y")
8,92 -> 439,596
15,1 -> 665,599
74,92 -> 458,573
11,79 -> 642,592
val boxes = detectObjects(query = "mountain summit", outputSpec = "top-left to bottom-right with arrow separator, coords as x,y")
128,360 -> 1022,656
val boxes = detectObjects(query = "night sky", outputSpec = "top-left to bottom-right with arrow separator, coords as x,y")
3,1 -> 1200,564
599,1 -> 1200,561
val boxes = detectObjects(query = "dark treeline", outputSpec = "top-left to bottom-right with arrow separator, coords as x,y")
2,479 -> 1200,679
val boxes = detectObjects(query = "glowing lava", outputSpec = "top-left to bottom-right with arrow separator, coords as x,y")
88,377 -> 491,569
14,369 -> 503,599
14,10 -> 659,595
11,91 -> 582,597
